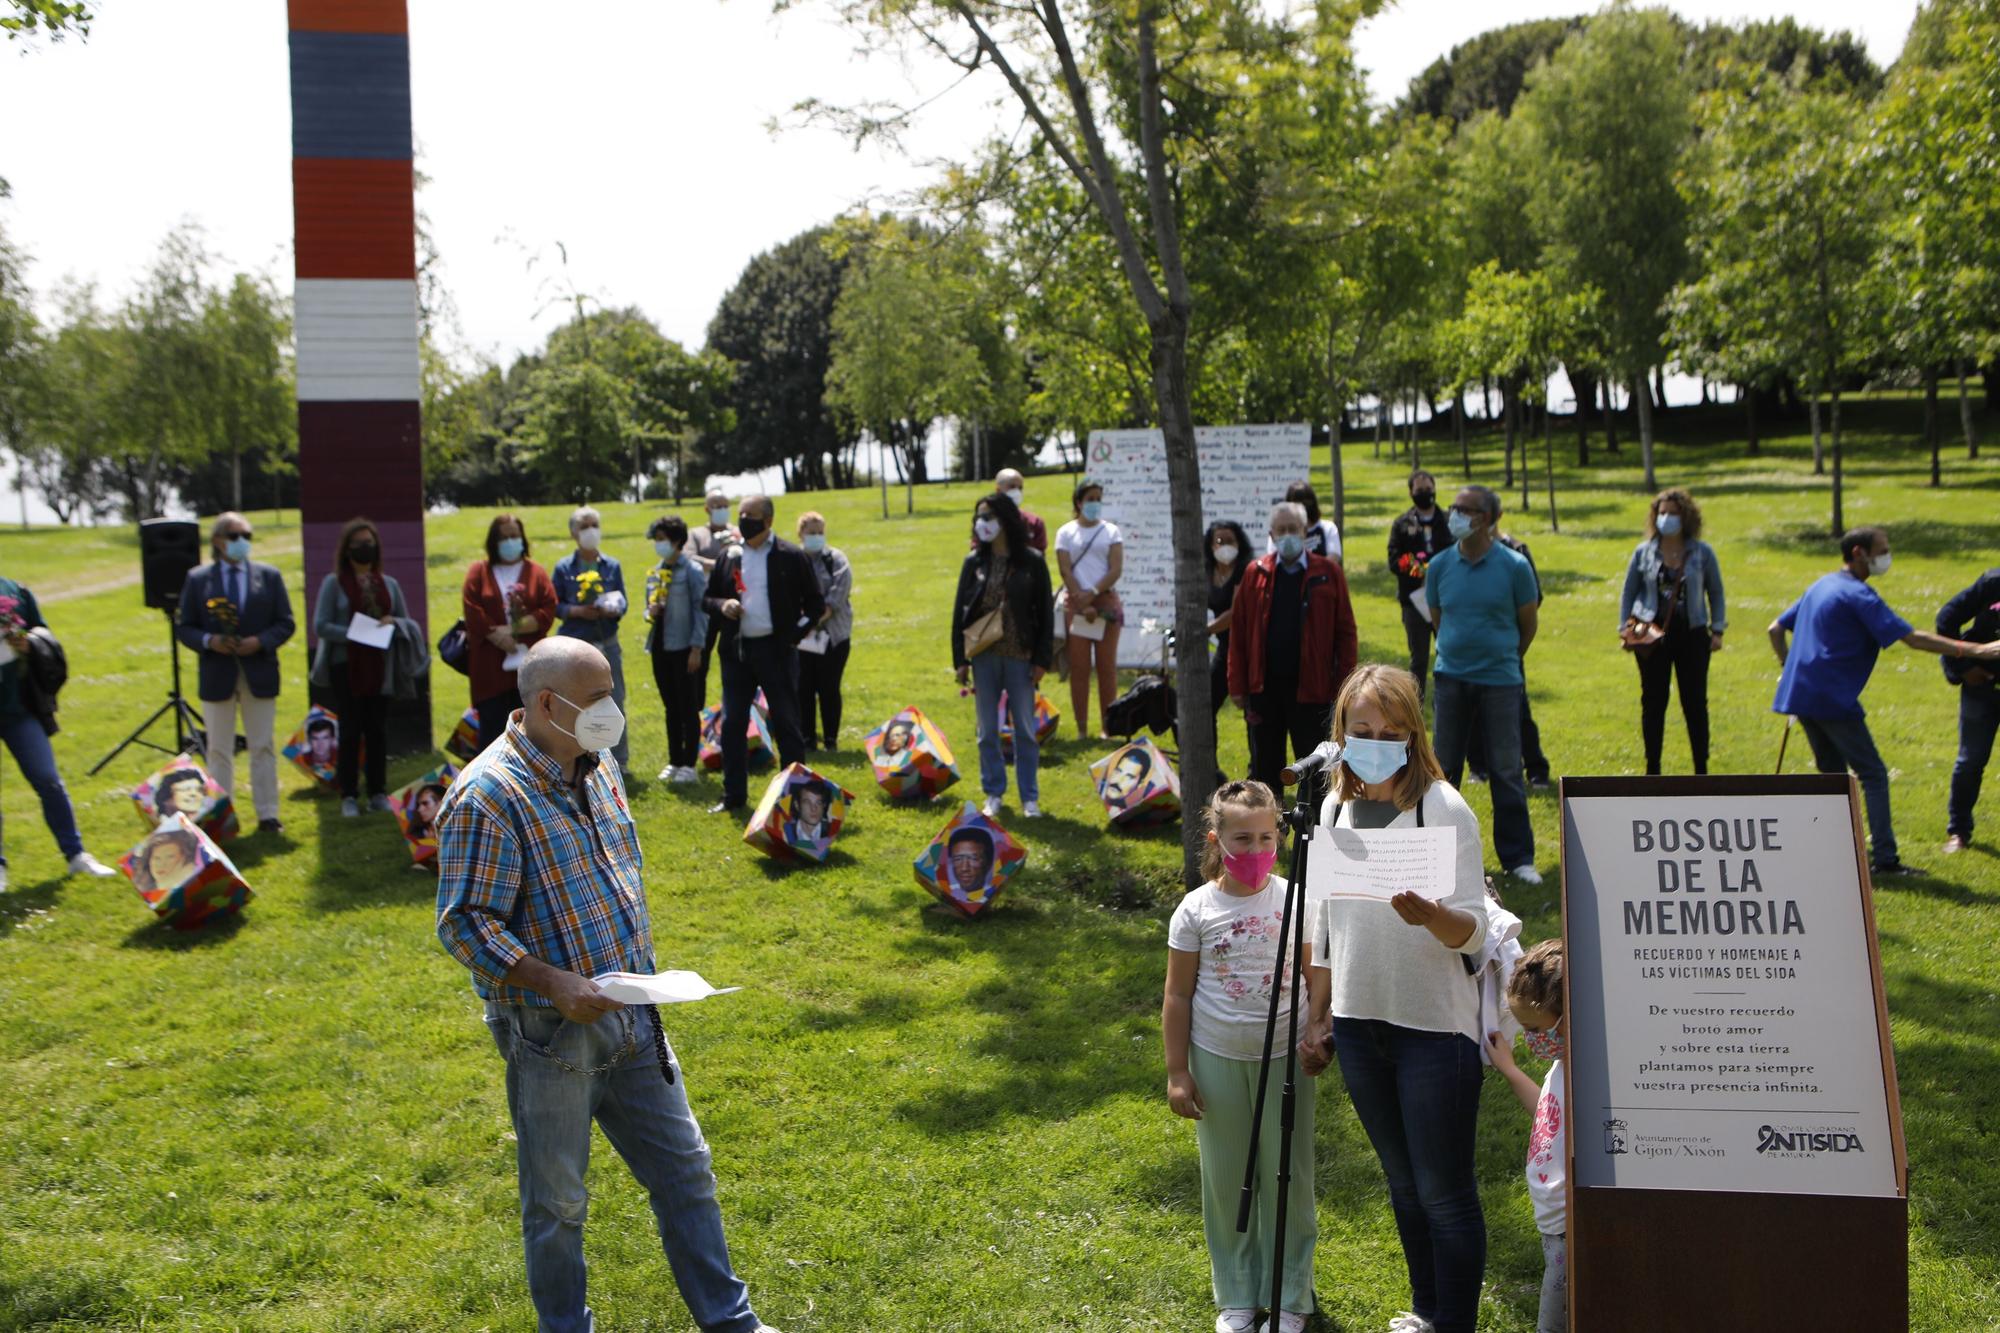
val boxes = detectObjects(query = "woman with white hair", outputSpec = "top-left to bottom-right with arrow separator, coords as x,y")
551,505 -> 631,776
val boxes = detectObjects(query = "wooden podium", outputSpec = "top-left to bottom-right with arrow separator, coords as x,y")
1560,775 -> 1907,1330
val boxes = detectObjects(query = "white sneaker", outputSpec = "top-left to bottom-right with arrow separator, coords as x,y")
1272,1314 -> 1309,1333
1022,801 -> 1042,818
674,766 -> 699,784
1216,1312 -> 1259,1333
0,862 -> 10,892
1387,1314 -> 1435,1333
67,852 -> 116,878
1509,863 -> 1544,886
658,764 -> 676,781
981,796 -> 1002,818
341,797 -> 360,818
369,793 -> 391,813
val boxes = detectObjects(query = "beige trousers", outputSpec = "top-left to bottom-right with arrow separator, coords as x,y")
202,669 -> 280,823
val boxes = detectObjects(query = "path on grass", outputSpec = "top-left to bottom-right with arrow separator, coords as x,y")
36,534 -> 305,605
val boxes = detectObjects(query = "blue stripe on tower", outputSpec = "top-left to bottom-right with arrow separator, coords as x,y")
288,31 -> 413,160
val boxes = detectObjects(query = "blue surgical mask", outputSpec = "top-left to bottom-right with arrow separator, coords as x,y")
707,507 -> 730,527
802,533 -> 827,553
496,537 -> 525,563
654,540 -> 677,559
1274,533 -> 1305,563
223,537 -> 252,563
1656,513 -> 1682,537
1448,510 -> 1475,542
1081,500 -> 1103,521
1342,735 -> 1409,785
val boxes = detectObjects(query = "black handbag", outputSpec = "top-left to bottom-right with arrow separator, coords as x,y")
17,626 -> 67,734
437,619 -> 470,676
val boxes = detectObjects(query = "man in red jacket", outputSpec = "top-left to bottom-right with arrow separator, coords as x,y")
1228,501 -> 1359,800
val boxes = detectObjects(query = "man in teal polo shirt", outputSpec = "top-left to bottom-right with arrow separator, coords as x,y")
1426,484 -> 1542,882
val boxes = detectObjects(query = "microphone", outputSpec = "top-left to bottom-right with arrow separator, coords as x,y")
1281,740 -> 1343,786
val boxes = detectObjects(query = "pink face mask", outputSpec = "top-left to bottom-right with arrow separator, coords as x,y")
1525,1026 -> 1566,1062
1222,848 -> 1278,888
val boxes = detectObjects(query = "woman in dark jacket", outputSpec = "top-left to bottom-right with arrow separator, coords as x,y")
952,493 -> 1055,819
311,517 -> 408,815
1204,519 -> 1251,720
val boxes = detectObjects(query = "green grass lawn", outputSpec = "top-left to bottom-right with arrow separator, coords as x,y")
2,399 -> 1997,1331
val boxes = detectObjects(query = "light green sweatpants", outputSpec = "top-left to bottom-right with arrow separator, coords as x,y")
1190,1042 -> 1319,1313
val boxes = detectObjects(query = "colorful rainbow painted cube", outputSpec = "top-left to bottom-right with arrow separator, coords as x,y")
129,752 -> 239,842
119,812 -> 253,931
864,706 -> 959,800
913,802 -> 1026,918
389,762 -> 459,871
744,762 -> 855,864
1089,735 -> 1181,827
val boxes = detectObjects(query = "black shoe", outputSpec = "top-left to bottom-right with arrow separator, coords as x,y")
1528,775 -> 1553,790
1871,860 -> 1918,878
258,818 -> 284,835
707,801 -> 743,816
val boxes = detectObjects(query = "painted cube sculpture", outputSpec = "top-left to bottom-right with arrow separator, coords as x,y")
129,751 -> 239,842
698,697 -> 774,772
389,763 -> 459,871
913,802 -> 1026,919
744,762 -> 855,864
444,706 -> 482,762
119,812 -> 254,930
1089,735 -> 1181,827
864,706 -> 959,800
283,704 -> 353,789
996,690 -> 1061,761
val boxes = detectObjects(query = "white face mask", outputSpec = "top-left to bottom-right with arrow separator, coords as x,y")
999,487 -> 1023,506
1868,553 -> 1892,577
576,527 -> 602,552
1213,544 -> 1238,566
973,517 -> 1001,544
550,691 -> 625,751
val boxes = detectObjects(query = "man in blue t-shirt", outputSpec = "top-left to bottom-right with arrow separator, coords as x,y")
1427,483 -> 1543,883
1769,526 -> 2000,875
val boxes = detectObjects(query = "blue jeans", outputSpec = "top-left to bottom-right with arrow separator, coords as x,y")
485,1002 -> 762,1333
1430,674 -> 1533,869
1333,1018 -> 1486,1333
1948,688 -> 1999,840
1798,715 -> 1898,866
0,711 -> 83,865
971,652 -> 1040,803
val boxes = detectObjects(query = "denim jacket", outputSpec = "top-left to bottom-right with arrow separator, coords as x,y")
644,553 -> 708,653
1620,537 -> 1726,632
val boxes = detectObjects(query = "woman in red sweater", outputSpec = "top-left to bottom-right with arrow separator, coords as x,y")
462,513 -> 557,751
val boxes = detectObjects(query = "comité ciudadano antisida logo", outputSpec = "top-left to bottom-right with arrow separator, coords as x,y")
1756,1124 -> 1866,1157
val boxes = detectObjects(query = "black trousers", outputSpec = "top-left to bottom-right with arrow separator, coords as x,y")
651,645 -> 705,770
719,634 -> 806,806
1400,597 -> 1434,699
332,678 -> 388,798
475,688 -> 522,754
1637,616 -> 1713,774
1246,676 -> 1332,809
1466,675 -> 1550,783
797,637 -> 852,747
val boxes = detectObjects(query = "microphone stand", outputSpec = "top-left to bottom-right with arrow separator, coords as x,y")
1234,754 -> 1329,1324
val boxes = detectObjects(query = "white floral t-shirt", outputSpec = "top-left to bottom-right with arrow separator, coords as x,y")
1528,1058 -> 1567,1236
1167,875 -> 1302,1061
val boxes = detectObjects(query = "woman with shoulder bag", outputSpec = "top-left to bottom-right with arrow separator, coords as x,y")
462,514 -> 557,752
1618,488 -> 1726,775
952,493 -> 1054,820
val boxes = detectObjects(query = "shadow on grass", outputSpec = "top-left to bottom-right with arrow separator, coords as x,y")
1884,970 -> 2000,1272
1749,519 -> 2000,559
120,908 -> 247,950
0,876 -> 67,939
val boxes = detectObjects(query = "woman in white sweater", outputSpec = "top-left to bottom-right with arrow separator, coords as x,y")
1300,663 -> 1490,1333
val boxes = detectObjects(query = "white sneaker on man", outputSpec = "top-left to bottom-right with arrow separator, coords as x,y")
1215,1311 -> 1259,1333
1387,1312 -> 1435,1332
981,795 -> 1002,818
1022,800 -> 1042,818
674,766 -> 700,784
1509,863 -> 1544,886
658,764 -> 677,781
67,852 -> 116,878
341,797 -> 360,818
1270,1314 -> 1309,1333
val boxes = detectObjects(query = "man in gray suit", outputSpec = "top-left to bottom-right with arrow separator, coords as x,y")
175,512 -> 295,834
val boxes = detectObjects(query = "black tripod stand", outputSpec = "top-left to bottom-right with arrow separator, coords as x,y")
1235,745 -> 1338,1327
90,610 -> 206,775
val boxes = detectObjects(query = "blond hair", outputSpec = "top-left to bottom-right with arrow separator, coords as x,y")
1199,779 -> 1281,882
1508,938 -> 1566,1017
1327,663 -> 1446,812
796,509 -> 826,534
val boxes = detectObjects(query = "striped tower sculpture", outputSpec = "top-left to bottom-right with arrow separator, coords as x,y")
287,1 -> 430,751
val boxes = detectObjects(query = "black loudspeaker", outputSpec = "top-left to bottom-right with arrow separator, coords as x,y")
139,519 -> 202,611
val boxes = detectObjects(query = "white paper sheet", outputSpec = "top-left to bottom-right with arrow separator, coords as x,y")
1305,825 -> 1455,904
1068,614 -> 1107,641
797,629 -> 831,656
346,612 -> 396,649
590,970 -> 743,1005
501,646 -> 528,671
1405,586 -> 1432,626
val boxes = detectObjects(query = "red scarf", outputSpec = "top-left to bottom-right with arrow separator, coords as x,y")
340,565 -> 387,697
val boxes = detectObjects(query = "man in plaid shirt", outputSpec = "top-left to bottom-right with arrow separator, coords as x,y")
437,638 -> 780,1333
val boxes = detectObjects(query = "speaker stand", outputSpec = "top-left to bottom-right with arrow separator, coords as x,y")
90,611 -> 208,775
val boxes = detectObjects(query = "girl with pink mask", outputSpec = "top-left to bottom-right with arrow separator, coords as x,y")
1162,780 -> 1318,1333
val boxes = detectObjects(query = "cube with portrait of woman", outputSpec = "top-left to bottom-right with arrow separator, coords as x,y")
744,762 -> 855,864
388,762 -> 460,870
913,802 -> 1026,918
864,706 -> 960,800
282,704 -> 354,789
129,751 -> 239,842
1088,734 -> 1181,827
118,812 -> 253,930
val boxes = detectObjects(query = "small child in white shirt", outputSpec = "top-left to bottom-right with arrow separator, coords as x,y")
1485,939 -> 1567,1333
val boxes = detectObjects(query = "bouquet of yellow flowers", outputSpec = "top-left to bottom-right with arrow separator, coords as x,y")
205,596 -> 241,641
574,569 -> 604,604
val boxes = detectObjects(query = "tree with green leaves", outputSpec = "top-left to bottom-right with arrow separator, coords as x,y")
1,1 -> 88,42
516,361 -> 633,505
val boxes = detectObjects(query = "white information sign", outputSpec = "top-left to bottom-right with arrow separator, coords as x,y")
1086,423 -> 1311,666
1564,789 -> 1900,1198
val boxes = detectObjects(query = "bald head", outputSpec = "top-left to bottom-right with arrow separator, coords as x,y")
995,468 -> 1025,491
518,638 -> 613,762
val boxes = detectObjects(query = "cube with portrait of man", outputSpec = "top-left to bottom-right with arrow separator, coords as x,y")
388,762 -> 459,870
996,690 -> 1061,761
698,698 -> 774,773
743,762 -> 855,864
129,751 -> 239,842
913,802 -> 1026,918
1088,734 -> 1181,827
864,706 -> 960,800
118,812 -> 253,930
282,704 -> 352,789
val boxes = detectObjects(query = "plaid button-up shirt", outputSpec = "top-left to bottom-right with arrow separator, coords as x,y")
435,715 -> 652,1005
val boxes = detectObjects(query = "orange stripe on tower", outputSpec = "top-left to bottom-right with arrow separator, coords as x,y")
293,158 -> 416,279
287,0 -> 408,34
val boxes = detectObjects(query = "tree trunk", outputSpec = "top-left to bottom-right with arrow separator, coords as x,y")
1634,373 -> 1657,492
1830,388 -> 1844,536
1745,384 -> 1759,456
1544,399 -> 1559,533
1482,375 -> 1494,421
1411,386 -> 1422,471
1456,387 -> 1471,476
1502,383 -> 1516,489
1960,361 -> 1979,460
1652,363 -> 1668,415
1575,378 -> 1591,466
231,445 -> 243,511
1324,321 -> 1346,533
1602,378 -> 1619,453
1983,357 -> 1999,419
1520,400 -> 1533,514
1924,367 -> 1940,487
879,438 -> 889,519
1372,388 -> 1382,457
1808,395 -> 1824,475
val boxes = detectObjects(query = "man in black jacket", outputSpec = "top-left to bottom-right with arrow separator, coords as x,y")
1387,469 -> 1452,698
1940,566 -> 2000,854
702,495 -> 825,813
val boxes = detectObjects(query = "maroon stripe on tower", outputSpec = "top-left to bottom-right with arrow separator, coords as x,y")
298,401 -> 423,524
294,158 -> 416,280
